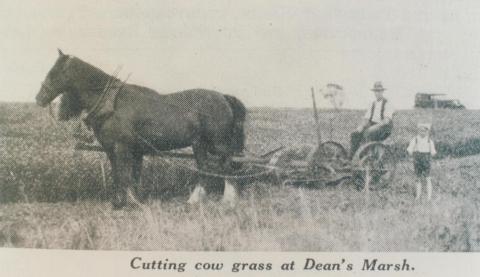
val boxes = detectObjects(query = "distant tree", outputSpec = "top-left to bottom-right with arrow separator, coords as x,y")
323,83 -> 345,110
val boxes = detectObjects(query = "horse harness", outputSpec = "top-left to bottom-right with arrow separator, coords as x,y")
83,77 -> 128,127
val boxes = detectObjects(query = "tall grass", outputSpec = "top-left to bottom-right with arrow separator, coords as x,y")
1,177 -> 477,251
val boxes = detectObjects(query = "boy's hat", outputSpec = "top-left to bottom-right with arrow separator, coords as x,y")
418,123 -> 431,130
371,81 -> 386,92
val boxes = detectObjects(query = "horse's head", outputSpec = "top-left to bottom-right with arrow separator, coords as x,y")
35,49 -> 73,107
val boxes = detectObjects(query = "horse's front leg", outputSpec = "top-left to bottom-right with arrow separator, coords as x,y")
188,139 -> 208,204
111,142 -> 140,209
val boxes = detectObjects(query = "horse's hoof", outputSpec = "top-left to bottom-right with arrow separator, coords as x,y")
112,192 -> 127,210
187,197 -> 203,205
187,186 -> 206,205
222,180 -> 238,208
126,188 -> 143,207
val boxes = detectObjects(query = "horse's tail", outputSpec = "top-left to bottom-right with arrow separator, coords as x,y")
223,94 -> 247,154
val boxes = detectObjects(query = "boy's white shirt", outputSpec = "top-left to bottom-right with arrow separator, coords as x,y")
407,135 -> 437,155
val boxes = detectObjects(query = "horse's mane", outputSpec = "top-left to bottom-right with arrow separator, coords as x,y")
128,84 -> 160,95
70,56 -> 118,86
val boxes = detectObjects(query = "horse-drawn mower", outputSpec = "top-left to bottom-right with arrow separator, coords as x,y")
264,140 -> 396,190
75,87 -> 397,191
258,87 -> 396,190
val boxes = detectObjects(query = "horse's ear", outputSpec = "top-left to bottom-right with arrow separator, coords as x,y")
58,48 -> 64,56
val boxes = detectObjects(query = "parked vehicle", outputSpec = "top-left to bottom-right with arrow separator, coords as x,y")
414,93 -> 466,109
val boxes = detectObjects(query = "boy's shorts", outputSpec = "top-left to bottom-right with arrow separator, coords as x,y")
413,152 -> 431,177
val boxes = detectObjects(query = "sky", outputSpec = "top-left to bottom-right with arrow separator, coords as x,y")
1,0 -> 480,109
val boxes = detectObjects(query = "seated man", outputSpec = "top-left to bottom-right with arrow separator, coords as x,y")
350,81 -> 394,157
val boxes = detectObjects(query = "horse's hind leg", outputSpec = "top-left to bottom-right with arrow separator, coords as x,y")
211,142 -> 239,207
221,156 -> 240,207
132,150 -> 146,202
188,139 -> 208,204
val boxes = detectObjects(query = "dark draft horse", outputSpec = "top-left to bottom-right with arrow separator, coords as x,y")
35,49 -> 246,209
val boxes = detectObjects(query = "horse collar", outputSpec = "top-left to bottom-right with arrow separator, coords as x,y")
84,78 -> 125,127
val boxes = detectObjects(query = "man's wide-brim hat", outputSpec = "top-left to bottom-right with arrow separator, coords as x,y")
371,81 -> 386,92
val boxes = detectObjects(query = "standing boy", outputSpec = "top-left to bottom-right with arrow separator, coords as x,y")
407,123 -> 437,200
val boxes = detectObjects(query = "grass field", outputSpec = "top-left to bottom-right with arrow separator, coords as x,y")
1,103 -> 480,251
